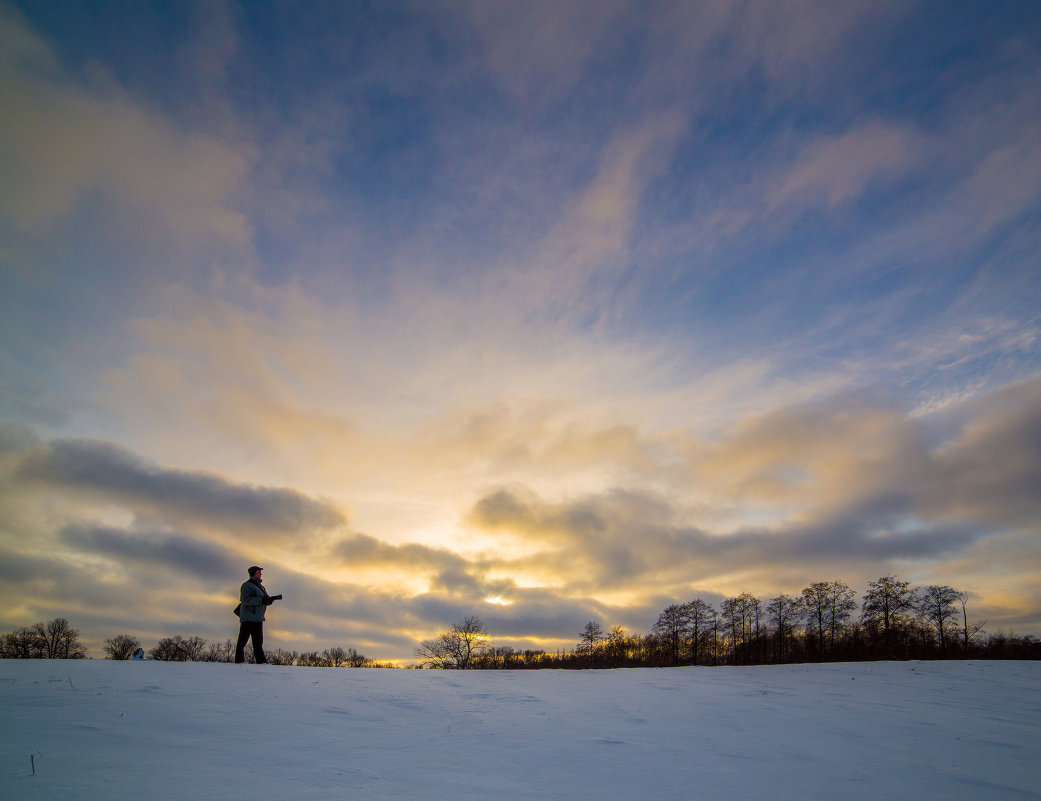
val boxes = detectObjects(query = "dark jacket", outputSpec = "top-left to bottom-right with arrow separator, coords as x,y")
239,577 -> 270,623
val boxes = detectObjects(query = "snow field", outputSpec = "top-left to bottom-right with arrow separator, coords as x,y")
1,659 -> 1039,800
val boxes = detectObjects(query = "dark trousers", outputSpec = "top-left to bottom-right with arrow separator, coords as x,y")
235,621 -> 266,663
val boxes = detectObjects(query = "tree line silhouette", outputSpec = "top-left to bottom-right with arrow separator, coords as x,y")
420,576 -> 1041,669
3,575 -> 1038,666
0,620 -> 391,667
0,617 -> 87,659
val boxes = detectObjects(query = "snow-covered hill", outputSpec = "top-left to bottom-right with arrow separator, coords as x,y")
2,660 -> 1038,800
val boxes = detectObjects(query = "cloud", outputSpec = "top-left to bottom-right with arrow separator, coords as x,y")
408,585 -> 630,643
727,0 -> 904,85
466,379 -> 1041,596
15,436 -> 346,538
101,289 -> 366,484
922,377 -> 1041,527
60,523 -> 240,579
467,483 -> 982,596
552,113 -> 688,276
0,421 -> 40,455
0,6 -> 253,239
330,532 -> 478,595
0,539 -> 166,634
941,133 -> 1041,243
333,532 -> 464,570
178,0 -> 239,93
456,109 -> 690,326
0,541 -> 64,584
638,0 -> 909,111
665,116 -> 929,266
687,397 -> 931,514
765,121 -> 924,211
458,0 -> 630,106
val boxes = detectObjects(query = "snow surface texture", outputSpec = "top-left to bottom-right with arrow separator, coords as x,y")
1,660 -> 1039,800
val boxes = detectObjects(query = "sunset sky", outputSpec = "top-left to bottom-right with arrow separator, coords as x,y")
2,1 -> 1040,661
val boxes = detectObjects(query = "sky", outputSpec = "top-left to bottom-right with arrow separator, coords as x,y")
1,0 -> 1040,662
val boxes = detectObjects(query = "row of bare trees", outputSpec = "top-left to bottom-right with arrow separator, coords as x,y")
137,635 -> 384,666
609,577 -> 1004,667
0,621 -> 384,666
136,634 -> 376,666
0,618 -> 87,659
5,575 -> 1038,668
414,576 -> 1039,669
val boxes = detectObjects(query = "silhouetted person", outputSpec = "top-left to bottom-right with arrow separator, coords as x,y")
235,566 -> 280,664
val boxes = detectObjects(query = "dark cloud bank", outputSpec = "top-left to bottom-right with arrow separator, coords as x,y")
16,436 -> 346,534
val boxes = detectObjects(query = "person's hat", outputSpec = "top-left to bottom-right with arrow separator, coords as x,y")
248,565 -> 263,576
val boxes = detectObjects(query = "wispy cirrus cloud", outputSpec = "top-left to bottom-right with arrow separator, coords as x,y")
765,121 -> 925,212
0,23 -> 253,241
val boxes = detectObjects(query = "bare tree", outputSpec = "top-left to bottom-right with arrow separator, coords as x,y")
743,593 -> 765,662
604,626 -> 637,666
579,620 -> 604,650
709,609 -> 720,666
719,596 -> 742,662
448,616 -> 492,669
916,585 -> 962,657
478,646 -> 521,669
150,635 -> 208,661
862,575 -> 915,654
687,599 -> 715,666
416,616 -> 492,669
346,647 -> 369,667
720,594 -> 761,663
266,648 -> 298,665
415,637 -> 452,668
204,639 -> 235,662
0,628 -> 45,658
314,646 -> 370,667
104,633 -> 142,660
959,592 -> 986,657
180,635 -> 208,661
802,581 -> 852,658
297,651 -> 326,667
653,604 -> 692,665
767,594 -> 803,663
34,618 -> 87,659
323,647 -> 349,667
578,621 -> 605,666
825,581 -> 856,652
802,582 -> 829,656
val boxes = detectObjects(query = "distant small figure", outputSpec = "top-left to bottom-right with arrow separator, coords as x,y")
235,565 -> 281,664
131,647 -> 144,660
